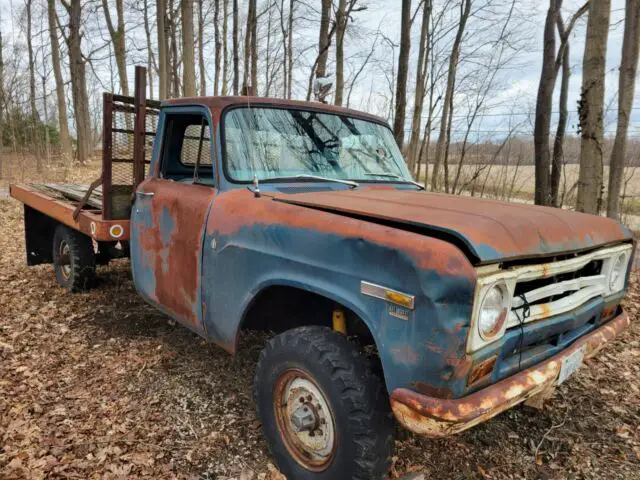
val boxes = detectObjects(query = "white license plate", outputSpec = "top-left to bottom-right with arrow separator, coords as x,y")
557,346 -> 585,385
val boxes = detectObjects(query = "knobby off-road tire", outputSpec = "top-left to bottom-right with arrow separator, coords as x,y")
254,326 -> 394,479
52,225 -> 96,292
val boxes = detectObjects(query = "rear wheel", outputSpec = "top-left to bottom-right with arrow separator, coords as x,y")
254,326 -> 394,479
52,225 -> 96,291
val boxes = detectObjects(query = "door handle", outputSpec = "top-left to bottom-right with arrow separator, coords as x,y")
136,191 -> 154,198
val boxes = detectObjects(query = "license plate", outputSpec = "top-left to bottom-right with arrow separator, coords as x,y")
557,346 -> 585,385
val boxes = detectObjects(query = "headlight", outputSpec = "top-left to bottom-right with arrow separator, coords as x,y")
478,283 -> 509,340
609,253 -> 628,292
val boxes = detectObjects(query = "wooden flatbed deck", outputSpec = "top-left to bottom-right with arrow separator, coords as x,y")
10,183 -> 130,242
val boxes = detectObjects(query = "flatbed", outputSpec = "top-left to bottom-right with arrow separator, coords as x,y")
9,183 -> 130,242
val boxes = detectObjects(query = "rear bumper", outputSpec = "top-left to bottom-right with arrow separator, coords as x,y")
390,310 -> 630,437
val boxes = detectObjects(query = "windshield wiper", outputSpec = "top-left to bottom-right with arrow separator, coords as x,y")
363,173 -> 425,190
260,174 -> 359,188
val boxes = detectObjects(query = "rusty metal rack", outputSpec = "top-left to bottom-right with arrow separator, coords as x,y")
10,66 -> 159,242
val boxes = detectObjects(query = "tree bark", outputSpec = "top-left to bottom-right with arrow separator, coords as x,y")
607,0 -> 640,219
222,0 -> 229,95
392,0 -> 411,149
199,0 -> 208,95
170,0 -> 180,97
551,40 -> 570,207
576,0 -> 611,214
47,0 -> 71,156
182,0 -> 197,96
26,0 -> 40,130
250,0 -> 257,92
0,28 -> 4,154
407,0 -> 431,174
232,0 -> 239,94
317,0 -> 331,78
334,0 -> 347,105
213,0 -> 221,95
143,0 -> 155,99
102,0 -> 129,96
534,0 -> 562,206
287,0 -> 294,98
65,0 -> 92,163
430,0 -> 471,191
157,0 -> 169,99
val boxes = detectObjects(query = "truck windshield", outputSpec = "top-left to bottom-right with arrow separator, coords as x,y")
223,106 -> 413,183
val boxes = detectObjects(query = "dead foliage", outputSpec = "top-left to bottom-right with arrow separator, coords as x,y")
0,197 -> 639,479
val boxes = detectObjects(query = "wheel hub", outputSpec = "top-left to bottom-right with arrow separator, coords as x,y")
274,370 -> 336,471
58,241 -> 71,280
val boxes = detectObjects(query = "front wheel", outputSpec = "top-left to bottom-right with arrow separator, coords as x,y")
254,326 -> 394,479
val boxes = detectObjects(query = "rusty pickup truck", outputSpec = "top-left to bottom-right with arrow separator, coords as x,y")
10,67 -> 634,479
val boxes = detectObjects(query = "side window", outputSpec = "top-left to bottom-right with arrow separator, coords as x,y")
160,112 -> 214,184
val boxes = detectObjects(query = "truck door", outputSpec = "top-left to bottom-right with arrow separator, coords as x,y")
130,108 -> 216,334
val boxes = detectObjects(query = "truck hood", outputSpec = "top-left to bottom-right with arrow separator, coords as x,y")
272,188 -> 632,264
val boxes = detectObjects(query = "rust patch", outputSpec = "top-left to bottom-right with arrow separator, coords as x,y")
391,345 -> 420,366
207,189 -> 477,280
390,311 -> 630,437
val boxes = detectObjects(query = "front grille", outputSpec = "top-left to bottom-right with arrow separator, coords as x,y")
505,244 -> 631,330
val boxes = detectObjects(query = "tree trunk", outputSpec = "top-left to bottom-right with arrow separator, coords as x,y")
287,0 -> 294,98
334,0 -> 347,105
551,41 -> 570,207
222,0 -> 229,95
102,0 -> 129,96
0,28 -> 4,155
533,0 -> 562,206
250,0 -> 257,93
243,0 -> 253,90
157,0 -> 169,99
182,0 -> 197,96
143,0 -> 155,99
232,0 -> 239,94
26,0 -> 40,130
47,0 -> 71,156
392,0 -> 411,149
66,0 -> 92,163
213,0 -> 221,95
607,0 -> 639,219
317,0 -> 331,78
430,0 -> 471,191
170,0 -> 180,97
576,0 -> 611,214
199,0 -> 208,95
407,0 -> 431,175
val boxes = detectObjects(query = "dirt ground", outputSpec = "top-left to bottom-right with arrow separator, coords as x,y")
1,197 -> 640,479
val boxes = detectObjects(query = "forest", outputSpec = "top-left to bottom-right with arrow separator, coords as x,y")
0,0 -> 639,220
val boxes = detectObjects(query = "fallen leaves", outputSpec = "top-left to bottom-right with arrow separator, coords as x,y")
1,193 -> 640,479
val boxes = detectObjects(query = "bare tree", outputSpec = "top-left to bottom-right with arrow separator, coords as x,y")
0,28 -> 4,157
317,0 -> 332,78
576,0 -> 611,214
47,0 -> 71,155
431,0 -> 471,191
392,0 -> 411,148
243,0 -> 258,93
25,0 -> 39,129
607,0 -> 640,219
198,0 -> 207,95
407,0 -> 432,173
222,0 -> 229,95
182,0 -> 196,96
213,0 -> 221,95
334,0 -> 366,106
102,0 -> 129,96
157,0 -> 169,99
142,0 -> 156,99
533,0 -> 562,205
233,0 -> 239,94
61,0 -> 92,163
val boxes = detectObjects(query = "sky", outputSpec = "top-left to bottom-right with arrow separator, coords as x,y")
0,0 -> 638,140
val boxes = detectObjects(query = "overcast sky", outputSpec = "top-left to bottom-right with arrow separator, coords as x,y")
0,0 -> 638,140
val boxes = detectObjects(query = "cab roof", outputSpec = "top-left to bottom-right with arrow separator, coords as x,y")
162,96 -> 388,126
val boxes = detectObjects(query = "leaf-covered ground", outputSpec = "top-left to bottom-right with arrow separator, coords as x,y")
1,196 -> 639,480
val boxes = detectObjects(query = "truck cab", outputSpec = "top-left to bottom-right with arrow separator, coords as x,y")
129,96 -> 633,478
